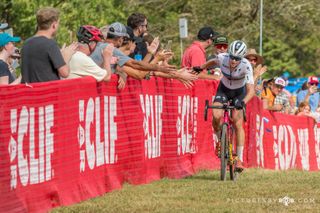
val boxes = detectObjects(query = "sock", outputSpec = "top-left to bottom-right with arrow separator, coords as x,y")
237,146 -> 244,161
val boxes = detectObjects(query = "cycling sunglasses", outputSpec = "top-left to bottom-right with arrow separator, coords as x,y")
229,55 -> 242,61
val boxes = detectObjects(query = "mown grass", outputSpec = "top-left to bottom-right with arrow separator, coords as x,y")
52,169 -> 320,213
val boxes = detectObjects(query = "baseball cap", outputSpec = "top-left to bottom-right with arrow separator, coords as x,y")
108,22 -> 129,38
274,77 -> 286,87
308,76 -> 319,85
197,27 -> 219,41
213,35 -> 228,45
0,22 -> 8,30
0,33 -> 20,47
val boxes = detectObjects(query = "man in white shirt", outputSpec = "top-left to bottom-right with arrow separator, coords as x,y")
68,25 -> 112,82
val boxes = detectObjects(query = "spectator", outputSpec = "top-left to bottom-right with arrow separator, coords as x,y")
297,76 -> 320,112
127,13 -> 150,60
181,26 -> 220,80
0,33 -> 21,85
212,35 -> 229,54
141,33 -> 162,63
67,25 -> 112,82
118,26 -> 136,56
91,23 -> 176,75
106,22 -> 129,48
206,35 -> 228,75
245,48 -> 267,81
295,101 -> 318,122
182,27 -> 217,68
274,88 -> 291,114
261,77 -> 286,111
21,7 -> 77,83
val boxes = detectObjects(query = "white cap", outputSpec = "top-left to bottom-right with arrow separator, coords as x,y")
274,77 -> 286,87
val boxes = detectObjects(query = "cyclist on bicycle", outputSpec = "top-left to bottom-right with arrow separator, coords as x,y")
199,40 -> 255,171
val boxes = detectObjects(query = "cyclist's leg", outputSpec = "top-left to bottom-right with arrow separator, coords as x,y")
232,109 -> 244,161
213,84 -> 228,133
231,87 -> 246,169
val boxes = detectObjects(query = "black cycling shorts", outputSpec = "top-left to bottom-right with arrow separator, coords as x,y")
214,82 -> 246,105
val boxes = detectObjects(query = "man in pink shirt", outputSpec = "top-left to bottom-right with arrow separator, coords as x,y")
181,27 -> 220,80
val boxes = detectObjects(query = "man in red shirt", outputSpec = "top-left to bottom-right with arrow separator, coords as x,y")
181,27 -> 220,80
182,27 -> 218,67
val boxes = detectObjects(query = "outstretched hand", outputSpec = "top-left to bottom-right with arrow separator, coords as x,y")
156,49 -> 174,62
254,64 -> 268,79
61,42 -> 78,63
146,36 -> 160,56
178,68 -> 198,81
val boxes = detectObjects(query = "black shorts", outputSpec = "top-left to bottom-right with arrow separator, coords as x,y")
214,82 -> 246,105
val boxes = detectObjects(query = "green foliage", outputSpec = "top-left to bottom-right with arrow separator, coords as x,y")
1,0 -> 320,77
263,38 -> 299,77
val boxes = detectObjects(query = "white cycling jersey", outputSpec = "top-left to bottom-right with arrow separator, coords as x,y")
216,53 -> 254,90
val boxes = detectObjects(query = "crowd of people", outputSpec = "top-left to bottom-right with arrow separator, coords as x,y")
1,6 -> 319,171
0,7 -> 197,89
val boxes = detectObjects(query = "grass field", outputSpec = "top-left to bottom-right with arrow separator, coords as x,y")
52,169 -> 320,213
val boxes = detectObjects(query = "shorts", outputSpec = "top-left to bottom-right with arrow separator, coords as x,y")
214,82 -> 246,105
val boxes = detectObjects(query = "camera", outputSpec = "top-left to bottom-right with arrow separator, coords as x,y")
11,48 -> 21,59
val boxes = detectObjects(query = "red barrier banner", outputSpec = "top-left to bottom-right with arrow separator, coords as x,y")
0,76 -> 319,213
245,97 -> 320,171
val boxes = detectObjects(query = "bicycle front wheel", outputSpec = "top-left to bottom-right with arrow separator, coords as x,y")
220,123 -> 228,181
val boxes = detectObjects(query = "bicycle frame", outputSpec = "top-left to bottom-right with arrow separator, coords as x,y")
222,108 -> 235,165
204,100 -> 246,181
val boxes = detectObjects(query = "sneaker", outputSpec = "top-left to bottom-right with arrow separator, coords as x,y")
235,160 -> 245,172
215,142 -> 221,157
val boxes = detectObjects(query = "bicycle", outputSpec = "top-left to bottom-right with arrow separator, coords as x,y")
204,100 -> 246,181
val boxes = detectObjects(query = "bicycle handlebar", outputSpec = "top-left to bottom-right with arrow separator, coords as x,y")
204,100 -> 247,122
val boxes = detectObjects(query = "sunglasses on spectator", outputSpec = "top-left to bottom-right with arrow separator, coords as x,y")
215,44 -> 228,49
275,84 -> 284,89
229,55 -> 242,61
248,57 -> 257,63
309,82 -> 318,86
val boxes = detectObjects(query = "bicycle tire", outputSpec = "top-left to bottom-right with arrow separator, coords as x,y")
229,126 -> 236,181
230,161 -> 239,181
220,123 -> 228,181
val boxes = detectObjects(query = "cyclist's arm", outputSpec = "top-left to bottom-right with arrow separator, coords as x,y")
125,59 -> 175,73
243,65 -> 255,104
197,72 -> 220,80
200,58 -> 219,70
243,83 -> 255,104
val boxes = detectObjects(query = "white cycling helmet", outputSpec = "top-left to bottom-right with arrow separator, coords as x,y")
228,40 -> 247,58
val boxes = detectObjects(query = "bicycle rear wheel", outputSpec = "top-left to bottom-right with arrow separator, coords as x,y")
229,126 -> 237,181
220,123 -> 228,181
230,161 -> 238,181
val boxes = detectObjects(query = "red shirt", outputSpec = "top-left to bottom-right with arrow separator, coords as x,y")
181,41 -> 206,68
